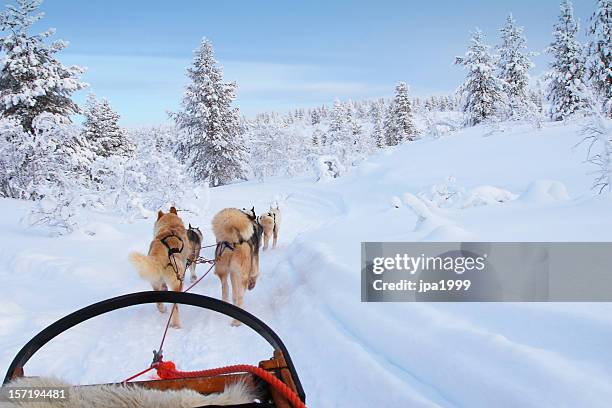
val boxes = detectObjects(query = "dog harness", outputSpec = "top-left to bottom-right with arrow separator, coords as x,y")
159,233 -> 185,282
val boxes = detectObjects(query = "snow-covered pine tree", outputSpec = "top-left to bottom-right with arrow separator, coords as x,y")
383,103 -> 398,146
498,14 -> 536,119
312,129 -> 321,147
455,29 -> 508,126
249,119 -> 283,181
171,38 -> 247,187
327,99 -> 353,162
370,100 -> 385,149
82,94 -> 132,158
0,0 -> 86,133
384,82 -> 417,144
546,0 -> 591,121
328,99 -> 345,134
310,108 -> 321,125
586,0 -> 612,118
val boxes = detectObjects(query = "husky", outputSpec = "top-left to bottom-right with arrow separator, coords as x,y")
212,207 -> 262,326
128,206 -> 190,328
187,224 -> 203,283
257,205 -> 282,250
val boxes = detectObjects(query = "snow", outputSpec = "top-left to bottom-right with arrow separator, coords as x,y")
1,119 -> 612,407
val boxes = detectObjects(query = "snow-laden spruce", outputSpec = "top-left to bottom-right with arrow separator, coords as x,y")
497,14 -> 536,120
326,99 -> 352,162
82,93 -> 133,158
0,0 -> 87,132
586,0 -> 612,118
546,0 -> 591,121
384,82 -> 416,145
456,29 -> 508,126
172,38 -> 247,187
369,99 -> 385,149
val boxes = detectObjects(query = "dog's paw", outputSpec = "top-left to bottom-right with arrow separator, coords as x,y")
170,320 -> 182,329
231,319 -> 242,327
190,275 -> 198,284
157,304 -> 167,313
248,279 -> 257,290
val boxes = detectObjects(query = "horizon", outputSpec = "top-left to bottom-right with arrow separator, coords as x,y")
16,0 -> 597,126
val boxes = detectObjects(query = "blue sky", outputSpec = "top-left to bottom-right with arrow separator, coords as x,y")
25,0 -> 596,125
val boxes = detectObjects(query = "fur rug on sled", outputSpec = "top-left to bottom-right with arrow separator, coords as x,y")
2,376 -> 258,407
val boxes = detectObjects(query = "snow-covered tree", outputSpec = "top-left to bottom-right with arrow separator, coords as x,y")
498,14 -> 536,119
171,38 -> 247,187
546,0 -> 591,121
385,82 -> 416,143
456,29 -> 508,126
586,0 -> 612,118
370,100 -> 385,148
328,99 -> 345,134
0,113 -> 92,200
326,99 -> 348,156
312,128 -> 322,148
82,93 -> 132,158
249,120 -> 285,181
310,108 -> 321,125
24,114 -> 96,232
0,0 -> 86,132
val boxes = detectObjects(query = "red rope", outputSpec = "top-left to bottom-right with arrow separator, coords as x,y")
121,366 -> 154,383
153,360 -> 306,408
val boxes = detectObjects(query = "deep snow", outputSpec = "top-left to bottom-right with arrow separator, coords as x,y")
1,120 -> 612,407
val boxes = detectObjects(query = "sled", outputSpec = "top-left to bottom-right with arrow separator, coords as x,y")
2,291 -> 306,407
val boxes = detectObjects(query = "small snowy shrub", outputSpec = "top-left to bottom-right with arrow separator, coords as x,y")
418,177 -> 517,209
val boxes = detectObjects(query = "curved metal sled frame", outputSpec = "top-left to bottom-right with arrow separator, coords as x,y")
2,291 -> 305,404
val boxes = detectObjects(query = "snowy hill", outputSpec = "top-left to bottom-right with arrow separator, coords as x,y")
1,119 -> 612,407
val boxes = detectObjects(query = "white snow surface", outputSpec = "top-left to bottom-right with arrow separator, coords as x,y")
1,120 -> 612,407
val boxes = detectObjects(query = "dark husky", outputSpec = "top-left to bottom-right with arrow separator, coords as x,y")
187,224 -> 203,283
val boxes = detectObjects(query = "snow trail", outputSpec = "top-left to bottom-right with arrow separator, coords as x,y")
1,121 -> 612,407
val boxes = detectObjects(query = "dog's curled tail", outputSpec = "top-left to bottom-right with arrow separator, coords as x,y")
129,251 -> 161,281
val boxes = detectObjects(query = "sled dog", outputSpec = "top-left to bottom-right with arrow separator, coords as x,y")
212,207 -> 262,326
128,206 -> 190,328
187,224 -> 203,283
257,205 -> 282,250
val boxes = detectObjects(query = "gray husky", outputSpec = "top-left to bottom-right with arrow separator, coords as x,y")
187,223 -> 203,283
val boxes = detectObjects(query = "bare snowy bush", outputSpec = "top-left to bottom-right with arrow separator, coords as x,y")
580,112 -> 612,194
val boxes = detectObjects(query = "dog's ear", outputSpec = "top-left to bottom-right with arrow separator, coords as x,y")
189,223 -> 192,229
170,206 -> 178,214
157,210 -> 164,220
251,206 -> 256,216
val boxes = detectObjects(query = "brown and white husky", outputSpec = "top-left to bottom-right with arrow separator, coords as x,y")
212,207 -> 262,326
257,205 -> 281,250
128,206 -> 190,328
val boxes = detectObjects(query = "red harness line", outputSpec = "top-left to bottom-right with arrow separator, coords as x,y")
153,360 -> 307,408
